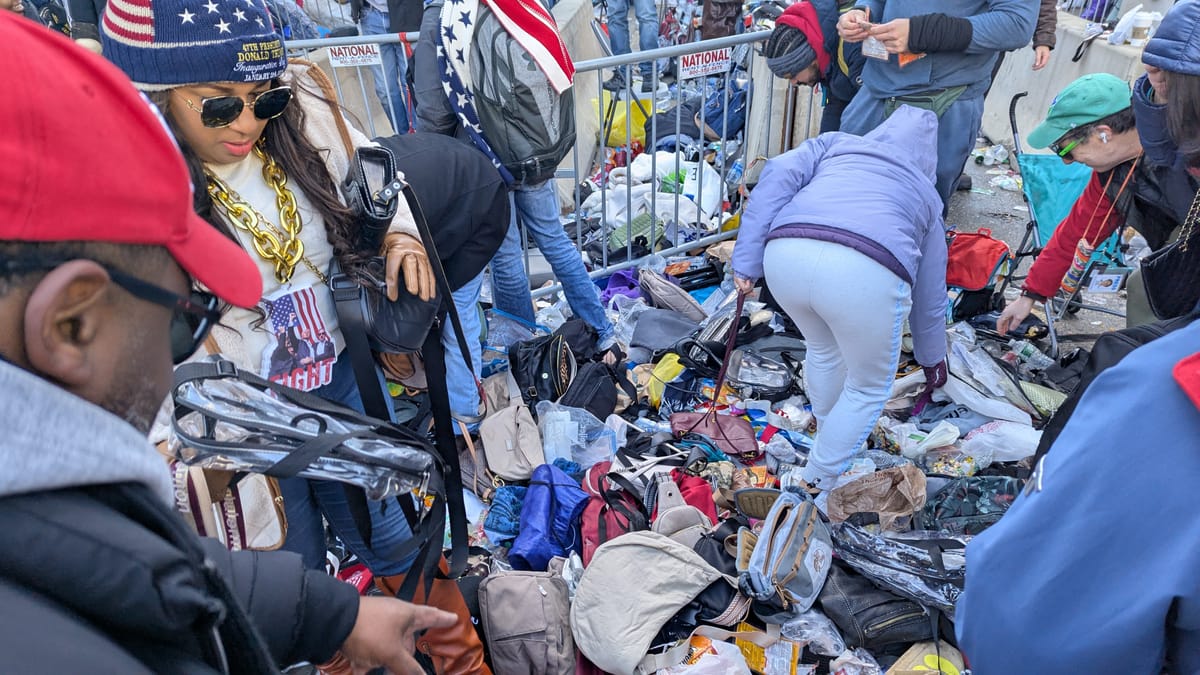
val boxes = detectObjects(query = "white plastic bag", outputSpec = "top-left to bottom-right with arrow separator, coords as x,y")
659,639 -> 752,675
887,420 -> 960,460
681,160 -> 726,218
959,420 -> 1041,463
937,375 -> 1033,425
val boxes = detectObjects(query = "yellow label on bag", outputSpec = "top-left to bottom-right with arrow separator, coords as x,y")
736,623 -> 803,675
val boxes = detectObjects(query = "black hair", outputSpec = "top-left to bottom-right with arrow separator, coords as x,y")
1064,106 -> 1137,144
1165,70 -> 1200,167
763,24 -> 807,59
1095,106 -> 1137,135
0,242 -> 170,297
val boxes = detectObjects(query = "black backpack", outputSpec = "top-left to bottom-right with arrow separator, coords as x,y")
469,4 -> 576,187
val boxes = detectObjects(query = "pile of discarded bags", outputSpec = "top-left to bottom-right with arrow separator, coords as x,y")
445,242 -> 1068,674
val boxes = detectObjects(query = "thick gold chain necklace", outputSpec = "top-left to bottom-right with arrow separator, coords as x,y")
205,141 -> 325,283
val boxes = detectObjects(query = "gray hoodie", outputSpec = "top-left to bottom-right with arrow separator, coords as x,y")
0,358 -> 172,503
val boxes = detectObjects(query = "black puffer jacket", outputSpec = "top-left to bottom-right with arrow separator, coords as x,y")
0,483 -> 359,674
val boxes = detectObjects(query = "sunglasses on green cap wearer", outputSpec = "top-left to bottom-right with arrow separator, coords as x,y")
1027,73 -> 1133,151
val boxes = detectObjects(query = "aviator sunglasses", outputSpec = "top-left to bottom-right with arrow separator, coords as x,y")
2,259 -> 222,365
183,85 -> 293,128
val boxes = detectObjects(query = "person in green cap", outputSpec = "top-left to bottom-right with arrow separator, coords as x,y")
996,73 -> 1199,333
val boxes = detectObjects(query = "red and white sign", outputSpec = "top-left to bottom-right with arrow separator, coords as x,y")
678,47 -> 732,80
327,43 -> 383,68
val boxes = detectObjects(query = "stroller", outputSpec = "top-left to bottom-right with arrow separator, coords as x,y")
997,92 -> 1128,358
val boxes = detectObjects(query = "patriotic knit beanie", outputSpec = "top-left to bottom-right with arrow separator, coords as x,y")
101,0 -> 287,91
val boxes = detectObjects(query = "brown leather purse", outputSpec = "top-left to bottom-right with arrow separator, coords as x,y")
669,293 -> 760,462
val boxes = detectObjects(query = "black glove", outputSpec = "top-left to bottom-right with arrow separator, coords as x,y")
908,13 -> 973,53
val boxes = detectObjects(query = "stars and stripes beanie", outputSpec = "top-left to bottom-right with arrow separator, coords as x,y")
101,0 -> 287,91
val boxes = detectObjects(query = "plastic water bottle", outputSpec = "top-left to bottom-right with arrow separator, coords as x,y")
726,159 -> 745,185
1008,339 -> 1055,369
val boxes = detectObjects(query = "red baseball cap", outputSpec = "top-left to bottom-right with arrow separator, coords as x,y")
0,13 -> 262,308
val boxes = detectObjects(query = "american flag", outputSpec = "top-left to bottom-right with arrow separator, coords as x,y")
103,0 -> 155,43
103,0 -> 271,47
265,287 -> 335,391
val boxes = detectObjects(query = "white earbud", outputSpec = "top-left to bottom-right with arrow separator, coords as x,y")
1100,132 -> 1109,143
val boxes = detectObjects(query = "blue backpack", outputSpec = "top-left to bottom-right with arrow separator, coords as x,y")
509,464 -> 589,571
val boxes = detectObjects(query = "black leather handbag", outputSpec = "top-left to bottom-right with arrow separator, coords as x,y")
1141,191 -> 1200,320
508,333 -> 577,407
330,146 -> 439,354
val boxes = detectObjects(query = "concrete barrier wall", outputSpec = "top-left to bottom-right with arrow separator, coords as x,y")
981,11 -> 1147,154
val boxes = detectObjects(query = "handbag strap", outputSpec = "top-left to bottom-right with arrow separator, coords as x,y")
1178,186 -> 1200,253
711,292 -> 746,403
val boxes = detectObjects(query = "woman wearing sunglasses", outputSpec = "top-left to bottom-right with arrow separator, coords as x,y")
100,2 -> 490,673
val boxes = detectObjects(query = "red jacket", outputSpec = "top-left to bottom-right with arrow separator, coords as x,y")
1023,173 -> 1122,299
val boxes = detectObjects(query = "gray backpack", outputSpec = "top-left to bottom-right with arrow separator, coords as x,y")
478,564 -> 576,674
469,4 -> 576,187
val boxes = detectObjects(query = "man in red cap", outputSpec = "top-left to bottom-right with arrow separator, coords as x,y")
0,13 -> 455,674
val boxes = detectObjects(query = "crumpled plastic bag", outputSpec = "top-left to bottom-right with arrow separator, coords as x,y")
831,523 -> 966,617
830,648 -> 883,675
536,401 -> 617,469
781,609 -> 846,657
659,637 -> 752,674
827,464 -> 927,531
959,419 -> 1041,463
879,419 -> 960,460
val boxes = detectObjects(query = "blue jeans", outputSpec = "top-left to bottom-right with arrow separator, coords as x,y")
607,0 -> 658,80
278,354 -> 418,575
362,6 -> 411,134
489,181 -> 614,340
445,271 -> 484,431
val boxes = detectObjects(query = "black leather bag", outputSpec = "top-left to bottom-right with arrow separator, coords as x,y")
1141,191 -> 1200,320
558,362 -> 637,421
331,145 -> 440,354
329,256 -> 439,354
817,561 -> 933,651
508,334 -> 577,407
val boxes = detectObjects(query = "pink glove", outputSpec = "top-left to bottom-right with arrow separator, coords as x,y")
912,360 -> 948,415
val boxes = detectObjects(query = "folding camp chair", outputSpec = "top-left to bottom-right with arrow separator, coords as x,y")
999,92 -> 1128,358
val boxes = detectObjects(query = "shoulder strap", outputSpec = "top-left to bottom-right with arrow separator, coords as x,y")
291,57 -> 356,162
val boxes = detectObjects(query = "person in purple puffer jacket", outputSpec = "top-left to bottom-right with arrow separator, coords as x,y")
731,105 -> 948,492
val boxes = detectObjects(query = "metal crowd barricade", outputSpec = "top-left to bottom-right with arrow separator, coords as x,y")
285,27 -> 824,300
288,32 -> 420,140
554,31 -> 796,299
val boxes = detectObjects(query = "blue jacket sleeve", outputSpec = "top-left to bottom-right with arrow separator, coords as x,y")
956,322 -> 1200,672
413,1 -> 460,136
730,137 -> 830,281
965,0 -> 1038,54
909,210 -> 948,367
1132,73 -> 1180,169
854,0 -> 884,21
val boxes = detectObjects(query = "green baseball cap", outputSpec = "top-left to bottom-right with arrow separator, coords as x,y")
1028,73 -> 1133,149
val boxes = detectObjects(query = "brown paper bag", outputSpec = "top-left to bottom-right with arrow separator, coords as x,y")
827,464 -> 927,531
